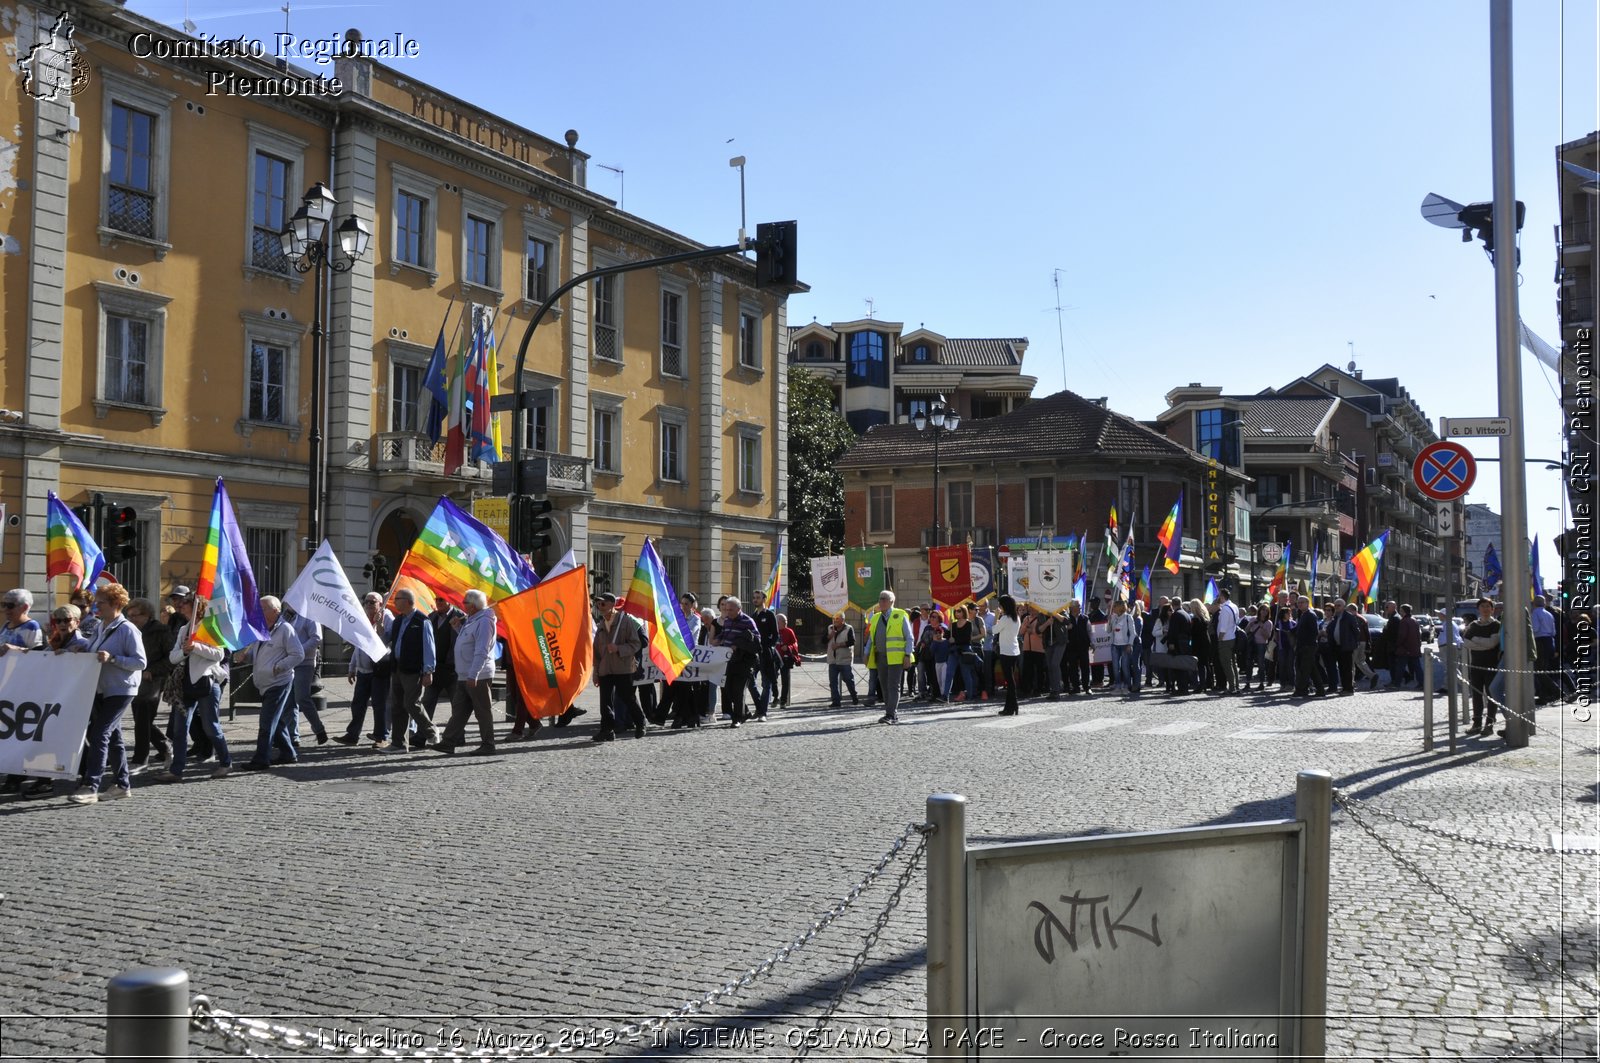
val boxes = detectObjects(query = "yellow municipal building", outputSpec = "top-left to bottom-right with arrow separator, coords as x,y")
1,1 -> 793,606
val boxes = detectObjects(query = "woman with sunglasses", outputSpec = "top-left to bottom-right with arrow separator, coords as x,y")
66,583 -> 147,805
0,590 -> 48,797
47,604 -> 90,652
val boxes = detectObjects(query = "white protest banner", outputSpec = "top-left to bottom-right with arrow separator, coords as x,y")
283,540 -> 388,662
0,651 -> 100,779
811,555 -> 849,617
1028,549 -> 1075,614
638,645 -> 734,687
1090,621 -> 1113,664
1006,554 -> 1031,603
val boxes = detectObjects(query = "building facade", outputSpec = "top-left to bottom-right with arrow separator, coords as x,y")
1159,365 -> 1458,608
837,389 -> 1218,602
1557,131 -> 1598,597
2,2 -> 790,607
788,318 -> 1035,435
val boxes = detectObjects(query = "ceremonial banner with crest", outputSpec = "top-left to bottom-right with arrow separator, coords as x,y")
1028,549 -> 1075,614
928,545 -> 972,609
970,547 -> 996,601
845,546 -> 886,612
811,555 -> 850,617
1006,554 -> 1031,603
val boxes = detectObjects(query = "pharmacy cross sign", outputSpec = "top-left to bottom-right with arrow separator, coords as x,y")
1413,440 -> 1477,501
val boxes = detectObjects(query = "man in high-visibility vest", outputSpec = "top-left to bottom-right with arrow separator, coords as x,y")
865,590 -> 916,724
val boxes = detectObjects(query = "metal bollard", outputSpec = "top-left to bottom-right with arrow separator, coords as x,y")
1421,647 -> 1434,751
1295,771 -> 1331,1063
106,968 -> 189,1063
1445,639 -> 1459,753
926,793 -> 968,1060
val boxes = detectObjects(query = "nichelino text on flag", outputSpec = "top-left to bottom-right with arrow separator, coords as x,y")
283,540 -> 387,663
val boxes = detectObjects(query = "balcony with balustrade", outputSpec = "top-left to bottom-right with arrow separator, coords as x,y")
370,432 -> 593,499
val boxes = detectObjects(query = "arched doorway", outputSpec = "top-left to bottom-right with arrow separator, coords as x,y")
375,507 -> 421,573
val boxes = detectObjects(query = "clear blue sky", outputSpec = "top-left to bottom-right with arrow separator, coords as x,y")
138,1 -> 1598,576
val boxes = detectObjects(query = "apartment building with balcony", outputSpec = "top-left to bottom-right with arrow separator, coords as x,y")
787,319 -> 1036,435
837,389 -> 1217,601
1,2 -> 790,605
1160,366 -> 1453,607
1557,131 -> 1598,590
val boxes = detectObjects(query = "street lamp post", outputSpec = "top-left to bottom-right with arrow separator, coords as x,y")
280,182 -> 371,553
1246,495 -> 1344,604
914,395 -> 961,547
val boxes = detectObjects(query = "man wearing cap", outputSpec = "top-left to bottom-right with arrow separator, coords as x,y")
592,592 -> 644,741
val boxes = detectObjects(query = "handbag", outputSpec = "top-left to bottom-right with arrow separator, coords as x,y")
1264,640 -> 1278,665
1149,651 -> 1200,674
160,663 -> 187,708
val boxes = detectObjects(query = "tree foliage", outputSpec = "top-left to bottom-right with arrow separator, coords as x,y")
786,366 -> 856,589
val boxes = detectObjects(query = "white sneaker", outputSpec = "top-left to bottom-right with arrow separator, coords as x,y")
66,787 -> 98,805
102,786 -> 132,801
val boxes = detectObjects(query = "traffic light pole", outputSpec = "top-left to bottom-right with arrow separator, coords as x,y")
506,240 -> 746,550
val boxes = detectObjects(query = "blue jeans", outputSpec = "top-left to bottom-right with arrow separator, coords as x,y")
1112,644 -> 1140,692
827,663 -> 857,706
168,676 -> 230,775
290,662 -> 325,742
250,682 -> 296,765
345,671 -> 391,740
81,694 -> 134,791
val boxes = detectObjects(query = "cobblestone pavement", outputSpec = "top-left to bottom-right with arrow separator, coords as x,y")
1,663 -> 1595,1060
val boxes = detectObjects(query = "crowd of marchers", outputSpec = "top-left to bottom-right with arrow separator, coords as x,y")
1,577 -> 1590,803
0,582 -> 808,803
836,588 -> 1591,744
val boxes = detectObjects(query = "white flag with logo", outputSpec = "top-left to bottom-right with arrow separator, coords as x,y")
283,540 -> 388,662
1006,554 -> 1031,602
811,555 -> 849,617
1028,549 -> 1074,614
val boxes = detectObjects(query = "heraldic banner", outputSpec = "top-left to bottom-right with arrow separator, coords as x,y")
1028,549 -> 1075,614
811,555 -> 849,617
928,544 -> 972,610
845,546 -> 886,612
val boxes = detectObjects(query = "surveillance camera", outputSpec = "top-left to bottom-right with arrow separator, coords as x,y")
5,514 -> 18,528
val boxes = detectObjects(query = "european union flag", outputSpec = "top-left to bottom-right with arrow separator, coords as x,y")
1482,543 -> 1502,591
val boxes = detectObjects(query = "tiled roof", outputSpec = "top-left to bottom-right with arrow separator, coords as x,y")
940,338 -> 1027,367
838,388 -> 1203,469
1236,397 -> 1335,437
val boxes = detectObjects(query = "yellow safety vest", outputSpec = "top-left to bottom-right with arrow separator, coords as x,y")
866,608 -> 913,668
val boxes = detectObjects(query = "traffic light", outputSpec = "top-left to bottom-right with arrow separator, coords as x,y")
512,496 -> 557,553
106,506 -> 138,565
755,220 -> 797,289
72,504 -> 92,530
362,552 -> 392,594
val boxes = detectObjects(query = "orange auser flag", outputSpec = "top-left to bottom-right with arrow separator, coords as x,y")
496,565 -> 594,719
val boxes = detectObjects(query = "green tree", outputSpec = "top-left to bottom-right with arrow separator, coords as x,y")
786,365 -> 856,590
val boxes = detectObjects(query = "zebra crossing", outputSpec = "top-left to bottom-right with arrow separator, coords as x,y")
806,704 -> 1394,745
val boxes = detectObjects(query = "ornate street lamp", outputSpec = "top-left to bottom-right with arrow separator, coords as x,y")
280,183 -> 371,552
914,395 -> 961,547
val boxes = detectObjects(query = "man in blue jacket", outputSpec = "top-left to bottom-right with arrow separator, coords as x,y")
1293,596 -> 1327,698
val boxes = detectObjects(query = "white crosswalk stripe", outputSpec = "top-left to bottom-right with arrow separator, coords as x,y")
974,715 -> 1050,729
1055,717 -> 1136,733
1227,725 -> 1293,740
1138,720 -> 1212,736
1316,730 -> 1372,743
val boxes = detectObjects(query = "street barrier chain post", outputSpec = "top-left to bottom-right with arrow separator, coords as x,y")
926,793 -> 968,1060
107,968 -> 189,1063
1295,771 -> 1331,1063
1422,648 -> 1435,752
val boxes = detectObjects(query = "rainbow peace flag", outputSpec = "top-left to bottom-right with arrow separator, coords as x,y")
1135,563 -> 1152,609
763,537 -> 785,613
1156,494 -> 1182,574
393,496 -> 539,615
194,478 -> 270,650
1267,539 -> 1293,601
622,539 -> 695,682
1203,577 -> 1218,605
45,491 -> 105,590
1351,531 -> 1388,604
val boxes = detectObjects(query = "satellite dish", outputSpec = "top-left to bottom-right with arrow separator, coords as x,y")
1421,193 -> 1468,229
1347,360 -> 1357,373
1562,160 -> 1600,194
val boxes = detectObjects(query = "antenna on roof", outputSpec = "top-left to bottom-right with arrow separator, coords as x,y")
1347,341 -> 1356,374
864,297 -> 875,320
1051,269 -> 1069,390
595,163 -> 624,209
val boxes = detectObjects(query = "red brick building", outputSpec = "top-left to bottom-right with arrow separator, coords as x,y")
836,389 -> 1225,602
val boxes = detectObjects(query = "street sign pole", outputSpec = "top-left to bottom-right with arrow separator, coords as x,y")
1490,0 -> 1533,748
